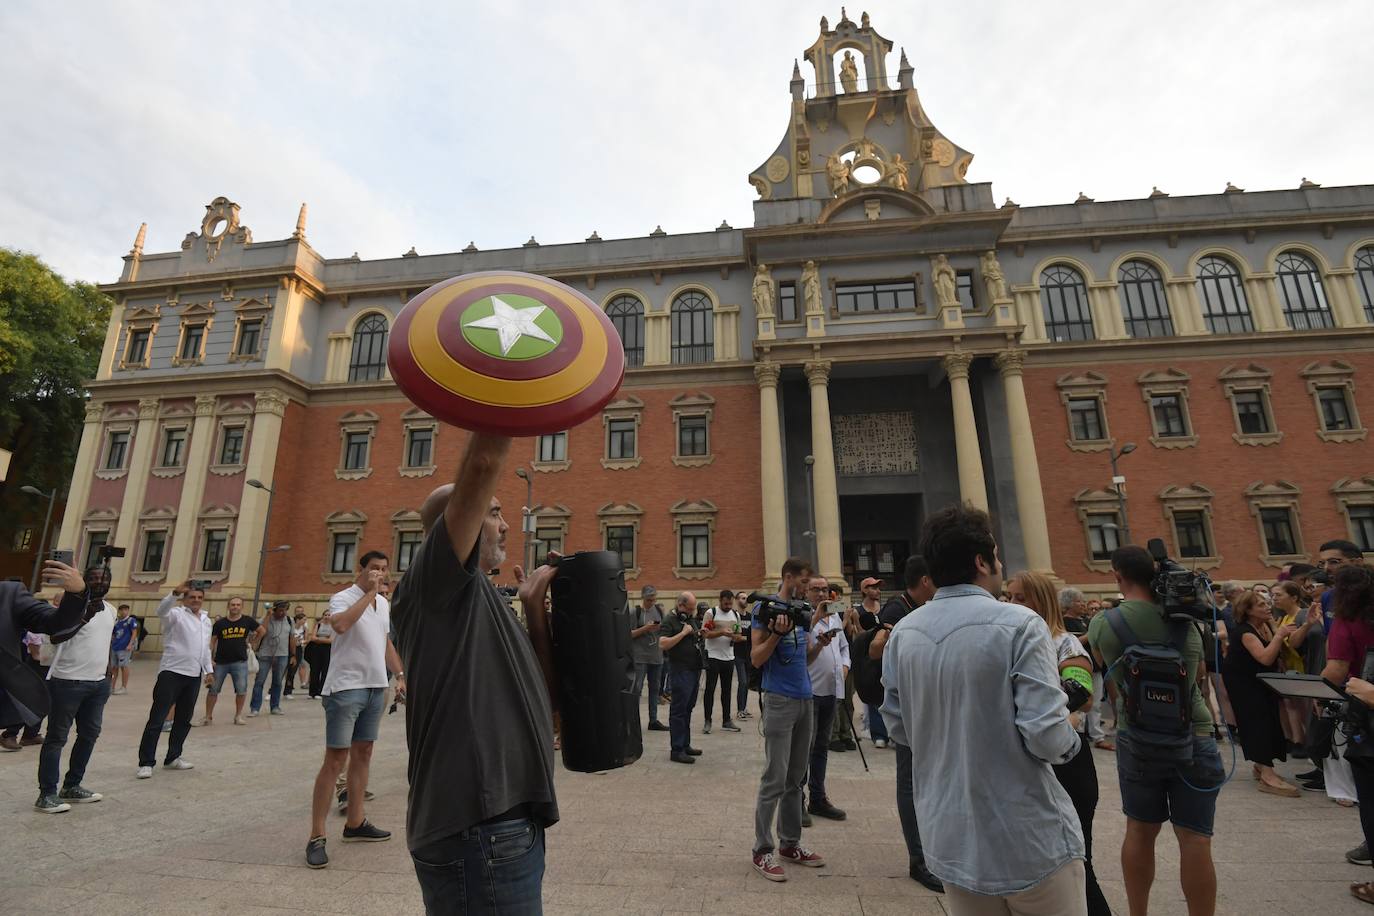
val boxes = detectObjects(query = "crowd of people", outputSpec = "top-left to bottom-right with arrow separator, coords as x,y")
5,427 -> 1374,914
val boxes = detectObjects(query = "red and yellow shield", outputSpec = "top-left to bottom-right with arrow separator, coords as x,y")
387,271 -> 626,436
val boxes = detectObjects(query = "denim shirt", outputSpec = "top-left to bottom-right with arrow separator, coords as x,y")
880,584 -> 1083,895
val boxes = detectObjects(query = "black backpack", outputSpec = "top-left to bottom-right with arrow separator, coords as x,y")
851,625 -> 886,707
1105,608 -> 1194,764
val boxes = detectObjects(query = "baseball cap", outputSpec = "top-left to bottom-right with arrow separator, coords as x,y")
641,585 -> 657,598
860,577 -> 883,588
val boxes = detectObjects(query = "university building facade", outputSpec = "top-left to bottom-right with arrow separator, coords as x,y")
58,12 -> 1374,643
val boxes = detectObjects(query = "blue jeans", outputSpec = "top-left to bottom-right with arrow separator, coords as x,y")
412,816 -> 545,915
668,666 -> 700,755
251,655 -> 288,713
866,702 -> 889,742
39,678 -> 111,795
631,662 -> 663,724
808,695 -> 838,800
894,741 -> 927,868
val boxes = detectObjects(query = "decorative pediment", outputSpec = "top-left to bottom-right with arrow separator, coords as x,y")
1072,488 -> 1121,508
338,410 -> 380,426
1218,363 -> 1272,384
1332,477 -> 1374,498
139,505 -> 179,520
159,402 -> 195,419
123,303 -> 162,322
324,510 -> 368,526
603,395 -> 645,413
1056,371 -> 1109,391
598,502 -> 644,519
83,507 -> 119,522
400,406 -> 434,421
669,499 -> 718,519
179,300 -> 216,318
1136,367 -> 1191,386
530,503 -> 572,521
234,297 -> 272,314
668,392 -> 716,411
817,189 -> 935,225
198,504 -> 239,519
1244,480 -> 1301,501
391,509 -> 423,529
1300,359 -> 1356,382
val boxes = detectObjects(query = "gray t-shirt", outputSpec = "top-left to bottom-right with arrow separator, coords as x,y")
391,517 -> 558,850
258,616 -> 292,657
630,602 -> 664,664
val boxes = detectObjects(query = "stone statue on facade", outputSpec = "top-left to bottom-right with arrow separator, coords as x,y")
980,251 -> 1008,302
855,136 -> 877,161
839,51 -> 859,93
886,153 -> 910,191
932,255 -> 958,310
801,261 -> 822,315
825,151 -> 852,196
752,264 -> 776,318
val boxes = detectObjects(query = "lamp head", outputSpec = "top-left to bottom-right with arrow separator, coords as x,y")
247,478 -> 265,490
515,467 -> 529,480
1120,442 -> 1137,456
20,485 -> 43,497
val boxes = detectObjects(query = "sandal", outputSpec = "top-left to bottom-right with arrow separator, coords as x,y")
1258,780 -> 1300,798
1351,882 -> 1374,905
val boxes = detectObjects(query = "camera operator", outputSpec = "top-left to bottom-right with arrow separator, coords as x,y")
1088,546 -> 1223,916
749,557 -> 825,882
658,592 -> 704,763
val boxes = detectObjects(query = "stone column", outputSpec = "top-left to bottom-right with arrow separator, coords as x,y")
111,398 -> 161,587
755,363 -> 789,583
165,395 -> 220,583
943,353 -> 988,511
805,359 -> 843,580
995,350 -> 1053,571
226,390 -> 289,589
55,401 -> 108,554
265,276 -> 306,371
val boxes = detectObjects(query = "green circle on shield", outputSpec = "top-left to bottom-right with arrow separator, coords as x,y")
460,294 -> 564,360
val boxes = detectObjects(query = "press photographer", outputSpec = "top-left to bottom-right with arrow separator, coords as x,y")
658,591 -> 704,764
1088,544 -> 1223,916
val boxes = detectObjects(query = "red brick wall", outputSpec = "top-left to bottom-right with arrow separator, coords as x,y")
1025,352 -> 1374,585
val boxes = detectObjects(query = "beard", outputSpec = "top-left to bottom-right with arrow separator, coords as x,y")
481,536 -> 507,572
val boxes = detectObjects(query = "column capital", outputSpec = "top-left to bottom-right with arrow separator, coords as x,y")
194,395 -> 218,417
137,398 -> 160,420
84,400 -> 106,423
253,389 -> 289,417
804,359 -> 832,385
942,351 -> 973,381
754,361 -> 782,389
994,348 -> 1026,376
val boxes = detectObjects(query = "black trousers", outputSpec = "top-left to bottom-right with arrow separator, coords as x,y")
138,671 -> 200,767
703,658 -> 735,723
1352,756 -> 1374,864
307,645 -> 331,697
1052,732 -> 1111,916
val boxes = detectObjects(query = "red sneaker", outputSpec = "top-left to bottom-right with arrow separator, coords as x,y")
752,851 -> 786,882
778,845 -> 825,868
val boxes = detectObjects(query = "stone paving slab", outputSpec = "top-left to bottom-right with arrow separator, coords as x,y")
0,658 -> 1368,914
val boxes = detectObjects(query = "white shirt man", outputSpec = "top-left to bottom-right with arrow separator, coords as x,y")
803,578 -> 850,822
36,599 -> 116,812
137,583 -> 212,778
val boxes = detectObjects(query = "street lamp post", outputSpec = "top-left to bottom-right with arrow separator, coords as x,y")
20,485 -> 58,591
802,455 -> 816,553
515,467 -> 534,570
246,479 -> 278,615
1108,442 -> 1137,547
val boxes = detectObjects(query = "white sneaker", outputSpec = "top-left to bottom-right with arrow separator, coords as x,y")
164,758 -> 194,771
270,708 -> 284,716
136,766 -> 153,779
194,717 -> 210,727
247,710 -> 260,718
233,715 -> 247,726
873,738 -> 888,749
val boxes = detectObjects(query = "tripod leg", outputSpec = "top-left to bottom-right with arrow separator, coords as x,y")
844,699 -> 869,772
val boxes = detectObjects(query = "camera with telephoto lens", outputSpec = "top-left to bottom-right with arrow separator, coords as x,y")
1147,538 -> 1213,623
746,591 -> 812,630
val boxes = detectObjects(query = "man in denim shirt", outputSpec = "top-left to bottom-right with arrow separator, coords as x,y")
882,505 -> 1085,914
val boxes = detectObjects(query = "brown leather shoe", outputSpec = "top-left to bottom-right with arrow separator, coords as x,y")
0,735 -> 21,751
19,735 -> 43,747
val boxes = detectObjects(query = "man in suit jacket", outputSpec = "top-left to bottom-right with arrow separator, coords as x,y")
0,561 -> 91,734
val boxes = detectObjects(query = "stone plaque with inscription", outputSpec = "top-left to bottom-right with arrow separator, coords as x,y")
833,411 -> 919,475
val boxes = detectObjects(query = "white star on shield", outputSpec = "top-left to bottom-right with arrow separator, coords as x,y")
463,296 -> 557,356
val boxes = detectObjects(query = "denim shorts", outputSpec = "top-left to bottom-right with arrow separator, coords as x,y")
323,687 -> 385,749
1115,729 -> 1225,836
209,661 -> 248,696
110,649 -> 132,668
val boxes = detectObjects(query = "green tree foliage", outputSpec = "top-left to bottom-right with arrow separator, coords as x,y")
0,248 -> 113,535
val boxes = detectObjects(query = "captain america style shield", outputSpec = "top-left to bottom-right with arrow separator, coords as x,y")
387,271 -> 626,436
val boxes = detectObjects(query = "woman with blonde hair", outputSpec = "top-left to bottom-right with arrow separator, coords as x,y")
1222,590 -> 1299,796
1008,570 -> 1109,916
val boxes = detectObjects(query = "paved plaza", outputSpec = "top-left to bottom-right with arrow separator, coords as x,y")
0,658 -> 1367,915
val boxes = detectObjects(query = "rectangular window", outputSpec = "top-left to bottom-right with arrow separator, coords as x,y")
1233,390 -> 1270,435
105,430 -> 130,470
1260,507 -> 1297,557
179,324 -> 205,360
160,428 -> 187,467
679,523 -> 710,568
1173,511 -> 1211,558
236,319 -> 262,356
1085,513 -> 1121,561
343,432 -> 370,470
1318,388 -> 1354,431
778,281 -> 798,323
834,280 -> 917,314
12,528 -> 34,552
126,328 -> 151,364
606,419 -> 637,460
537,432 -> 567,463
605,524 -> 636,570
331,533 -> 357,574
1350,506 -> 1374,553
1067,398 -> 1105,441
956,270 -> 976,311
678,416 -> 708,456
141,530 -> 167,573
201,529 -> 228,572
396,530 -> 424,572
83,530 -> 109,570
219,426 -> 245,465
1150,394 -> 1188,438
405,427 -> 434,468
534,526 -> 563,566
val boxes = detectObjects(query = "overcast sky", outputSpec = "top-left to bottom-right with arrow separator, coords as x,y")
2,0 -> 1368,284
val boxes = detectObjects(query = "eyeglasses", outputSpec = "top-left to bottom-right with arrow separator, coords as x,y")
1321,558 -> 1348,568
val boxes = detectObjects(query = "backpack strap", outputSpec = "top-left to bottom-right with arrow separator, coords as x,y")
1105,606 -> 1142,650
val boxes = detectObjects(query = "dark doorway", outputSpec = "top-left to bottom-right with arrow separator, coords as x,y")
840,493 -> 921,592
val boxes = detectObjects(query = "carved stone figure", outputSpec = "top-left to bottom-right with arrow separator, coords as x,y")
839,51 -> 859,93
932,255 -> 958,310
752,264 -> 776,319
886,153 -> 910,191
855,136 -> 877,160
980,251 -> 1008,302
802,261 -> 822,315
861,11 -> 871,29
825,151 -> 851,196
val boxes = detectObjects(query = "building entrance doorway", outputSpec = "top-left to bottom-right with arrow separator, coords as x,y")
840,493 -> 921,592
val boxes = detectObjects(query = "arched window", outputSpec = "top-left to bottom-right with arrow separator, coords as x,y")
1195,255 -> 1253,334
1118,260 -> 1174,338
348,313 -> 389,382
670,290 -> 713,364
1355,246 -> 1374,324
1039,265 -> 1095,342
1276,251 -> 1333,330
605,295 -> 645,367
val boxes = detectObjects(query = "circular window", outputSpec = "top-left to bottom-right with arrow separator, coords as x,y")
205,217 -> 227,239
851,164 -> 882,184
